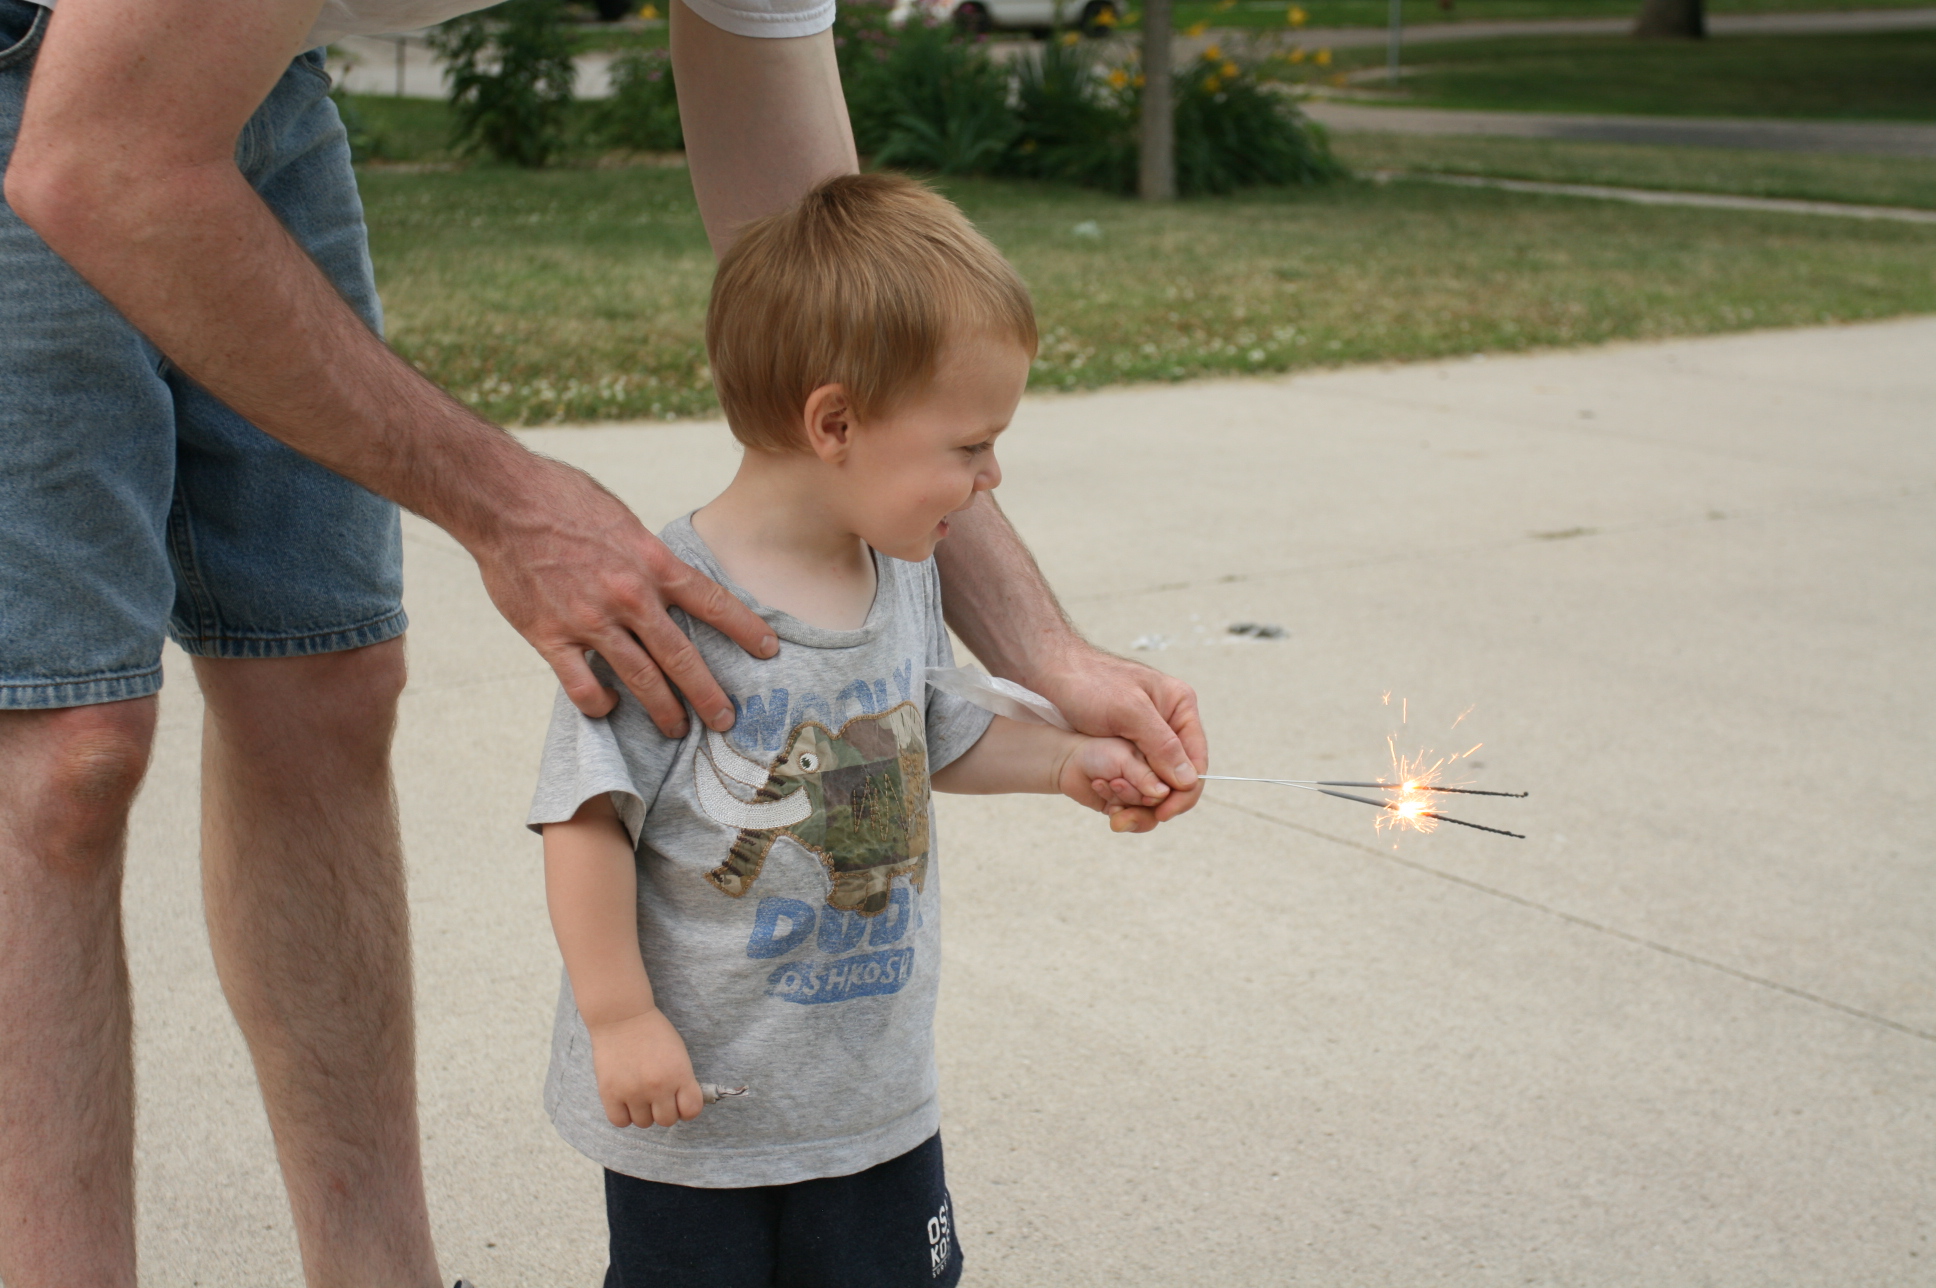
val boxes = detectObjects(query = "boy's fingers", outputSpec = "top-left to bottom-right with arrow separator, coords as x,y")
1109,806 -> 1155,833
676,1082 -> 705,1121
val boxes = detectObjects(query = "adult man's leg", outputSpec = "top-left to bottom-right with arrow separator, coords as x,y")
194,637 -> 441,1288
0,698 -> 156,1288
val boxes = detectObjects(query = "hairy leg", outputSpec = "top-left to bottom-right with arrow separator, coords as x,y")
0,699 -> 156,1288
194,638 -> 440,1288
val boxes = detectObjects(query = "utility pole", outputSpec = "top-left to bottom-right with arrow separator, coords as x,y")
1139,0 -> 1174,200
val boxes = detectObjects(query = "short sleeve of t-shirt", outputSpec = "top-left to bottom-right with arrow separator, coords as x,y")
526,655 -> 679,845
677,0 -> 835,39
917,562 -> 994,774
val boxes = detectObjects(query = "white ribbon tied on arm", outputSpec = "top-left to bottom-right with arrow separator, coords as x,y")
923,666 -> 1073,732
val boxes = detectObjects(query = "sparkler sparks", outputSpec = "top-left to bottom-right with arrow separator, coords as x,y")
1203,698 -> 1526,840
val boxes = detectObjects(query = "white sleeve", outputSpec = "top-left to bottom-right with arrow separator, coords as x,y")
679,0 -> 835,38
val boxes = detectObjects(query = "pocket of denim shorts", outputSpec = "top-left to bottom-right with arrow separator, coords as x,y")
290,47 -> 334,87
0,0 -> 48,70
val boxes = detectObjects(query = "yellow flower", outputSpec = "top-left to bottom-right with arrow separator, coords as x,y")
1106,66 -> 1130,88
1287,3 -> 1307,23
1314,46 -> 1331,64
1185,19 -> 1209,35
1221,59 -> 1239,77
1060,28 -> 1081,43
1288,44 -> 1305,61
1093,6 -> 1116,22
638,1 -> 659,15
1202,42 -> 1222,59
1202,74 -> 1223,92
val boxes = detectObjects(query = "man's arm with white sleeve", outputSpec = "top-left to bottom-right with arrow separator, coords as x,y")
669,0 -> 1206,827
4,0 -> 775,735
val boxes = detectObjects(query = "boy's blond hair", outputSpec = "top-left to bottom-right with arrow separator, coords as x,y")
707,173 -> 1038,453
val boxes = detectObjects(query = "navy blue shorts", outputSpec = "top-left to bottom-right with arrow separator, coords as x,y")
602,1132 -> 963,1288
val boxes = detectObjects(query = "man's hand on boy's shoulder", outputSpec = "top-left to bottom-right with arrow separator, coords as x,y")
469,454 -> 779,738
1035,647 -> 1206,831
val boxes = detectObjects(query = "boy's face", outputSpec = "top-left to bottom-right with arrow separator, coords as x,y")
835,332 -> 1029,563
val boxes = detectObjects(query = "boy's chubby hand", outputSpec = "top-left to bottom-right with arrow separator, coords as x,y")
1056,736 -> 1172,833
587,1006 -> 705,1129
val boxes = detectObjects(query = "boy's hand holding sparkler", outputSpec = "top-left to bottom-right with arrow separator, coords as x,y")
932,717 -> 1172,832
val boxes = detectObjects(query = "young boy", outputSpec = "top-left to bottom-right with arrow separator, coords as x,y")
527,173 -> 1174,1288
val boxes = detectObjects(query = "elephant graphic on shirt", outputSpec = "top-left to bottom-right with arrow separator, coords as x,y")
693,701 -> 930,916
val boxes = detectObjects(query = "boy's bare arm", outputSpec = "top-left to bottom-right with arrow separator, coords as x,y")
934,496 -> 1208,826
932,717 -> 1172,833
544,796 -> 703,1127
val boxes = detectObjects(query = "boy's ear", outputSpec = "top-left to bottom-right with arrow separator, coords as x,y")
801,383 -> 856,464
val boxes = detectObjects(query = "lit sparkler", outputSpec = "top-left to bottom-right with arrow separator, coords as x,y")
1202,698 -> 1526,839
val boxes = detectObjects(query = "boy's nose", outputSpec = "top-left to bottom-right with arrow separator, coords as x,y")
977,453 -> 1002,492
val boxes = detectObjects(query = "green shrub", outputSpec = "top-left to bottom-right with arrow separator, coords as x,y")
842,16 -> 1016,175
429,0 -> 578,168
1004,38 -> 1137,191
1173,46 -> 1345,194
1004,39 -> 1342,196
587,48 -> 684,151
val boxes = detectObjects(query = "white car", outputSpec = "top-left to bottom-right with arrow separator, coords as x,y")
889,0 -> 1121,37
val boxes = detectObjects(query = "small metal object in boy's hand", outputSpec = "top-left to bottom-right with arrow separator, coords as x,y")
701,1083 -> 749,1104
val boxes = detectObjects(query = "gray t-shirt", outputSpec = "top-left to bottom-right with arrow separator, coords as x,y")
527,515 -> 993,1187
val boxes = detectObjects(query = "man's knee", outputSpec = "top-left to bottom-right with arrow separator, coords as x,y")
198,638 -> 407,753
0,702 -> 157,868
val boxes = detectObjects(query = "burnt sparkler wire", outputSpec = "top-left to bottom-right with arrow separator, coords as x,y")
1316,781 -> 1528,798
1200,775 -> 1526,798
1199,775 -> 1528,840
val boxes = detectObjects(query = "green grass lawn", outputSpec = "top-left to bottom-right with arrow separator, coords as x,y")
356,142 -> 1936,426
1166,0 -> 1936,30
1322,30 -> 1936,118
1331,132 -> 1936,206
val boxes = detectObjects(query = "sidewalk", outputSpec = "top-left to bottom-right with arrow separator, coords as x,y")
1306,101 -> 1936,156
126,317 -> 1936,1285
1266,3 -> 1936,46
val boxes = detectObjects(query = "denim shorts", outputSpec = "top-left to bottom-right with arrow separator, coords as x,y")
0,0 -> 405,710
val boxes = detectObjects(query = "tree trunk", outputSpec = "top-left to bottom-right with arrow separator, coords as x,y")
1139,0 -> 1175,200
1633,0 -> 1705,39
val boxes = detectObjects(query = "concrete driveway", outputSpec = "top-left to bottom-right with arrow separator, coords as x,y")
124,317 -> 1934,1285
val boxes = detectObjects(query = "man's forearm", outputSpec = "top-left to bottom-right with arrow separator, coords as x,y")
670,0 -> 858,254
934,494 -> 1082,684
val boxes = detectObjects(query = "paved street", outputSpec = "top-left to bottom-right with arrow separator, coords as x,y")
1306,101 -> 1936,158
123,317 -> 1935,1286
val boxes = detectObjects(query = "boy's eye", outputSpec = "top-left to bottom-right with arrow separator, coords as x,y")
962,442 -> 991,456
